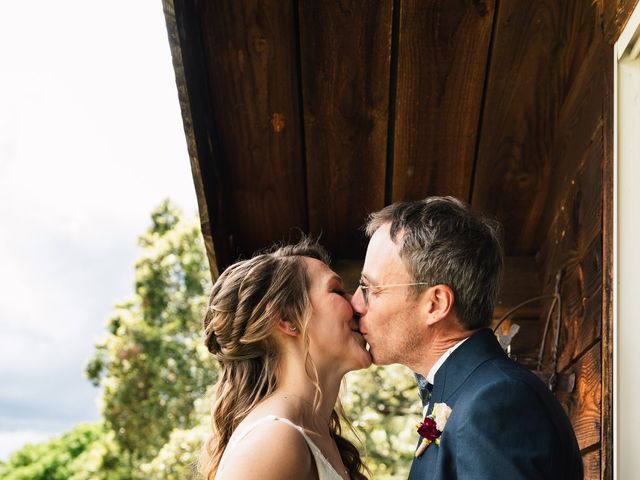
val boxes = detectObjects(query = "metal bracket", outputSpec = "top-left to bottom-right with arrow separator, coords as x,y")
494,268 -> 575,393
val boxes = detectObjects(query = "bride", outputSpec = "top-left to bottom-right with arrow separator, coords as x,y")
199,239 -> 371,479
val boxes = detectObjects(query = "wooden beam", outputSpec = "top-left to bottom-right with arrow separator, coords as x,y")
601,38 -> 614,480
196,0 -> 307,264
391,0 -> 495,203
298,0 -> 393,259
163,0 -> 225,278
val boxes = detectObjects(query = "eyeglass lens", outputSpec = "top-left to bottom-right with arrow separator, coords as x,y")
359,283 -> 369,307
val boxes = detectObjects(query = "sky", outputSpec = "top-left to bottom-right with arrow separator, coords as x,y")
0,1 -> 198,460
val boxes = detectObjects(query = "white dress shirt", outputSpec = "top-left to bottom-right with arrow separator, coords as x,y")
422,337 -> 470,416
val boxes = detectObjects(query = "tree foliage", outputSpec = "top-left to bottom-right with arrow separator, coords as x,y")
0,423 -> 104,480
344,366 -> 422,479
85,200 -> 215,465
3,200 -> 422,479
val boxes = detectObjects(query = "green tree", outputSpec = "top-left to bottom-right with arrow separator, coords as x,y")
343,365 -> 422,479
138,387 -> 214,478
85,200 -> 216,469
0,423 -> 104,480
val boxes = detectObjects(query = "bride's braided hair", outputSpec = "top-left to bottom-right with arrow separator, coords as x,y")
199,238 -> 368,479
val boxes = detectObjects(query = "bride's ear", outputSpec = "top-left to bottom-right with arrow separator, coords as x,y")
276,319 -> 300,337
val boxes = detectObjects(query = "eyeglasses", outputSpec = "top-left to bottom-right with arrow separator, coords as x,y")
358,280 -> 430,307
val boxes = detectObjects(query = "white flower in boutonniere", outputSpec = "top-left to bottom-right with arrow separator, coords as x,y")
415,402 -> 452,457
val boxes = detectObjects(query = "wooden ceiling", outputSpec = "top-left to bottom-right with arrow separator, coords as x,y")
162,0 -> 636,274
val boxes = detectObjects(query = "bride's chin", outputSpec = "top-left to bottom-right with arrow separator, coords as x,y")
361,354 -> 372,369
345,333 -> 372,369
356,347 -> 373,369
346,350 -> 372,371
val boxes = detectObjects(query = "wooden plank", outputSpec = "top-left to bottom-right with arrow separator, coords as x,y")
537,133 -> 602,282
556,238 -> 602,371
602,0 -> 640,43
298,0 -> 392,258
582,447 -> 601,480
164,0 -> 228,275
537,129 -> 603,373
391,0 -> 495,202
332,259 -> 363,293
601,40 -> 615,480
493,256 -> 541,319
556,341 -> 601,451
535,31 -> 606,249
197,0 -> 306,261
471,0 -> 599,255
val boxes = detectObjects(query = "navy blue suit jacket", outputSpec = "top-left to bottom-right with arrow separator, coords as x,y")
408,329 -> 583,480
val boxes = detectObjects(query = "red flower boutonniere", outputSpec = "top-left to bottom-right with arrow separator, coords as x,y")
415,402 -> 452,457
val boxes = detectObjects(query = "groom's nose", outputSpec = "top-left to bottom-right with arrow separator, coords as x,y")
350,287 -> 367,316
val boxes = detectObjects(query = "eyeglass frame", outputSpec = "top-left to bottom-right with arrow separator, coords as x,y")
357,279 -> 430,307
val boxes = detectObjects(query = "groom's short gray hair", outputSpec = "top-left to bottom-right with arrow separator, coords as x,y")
365,196 -> 503,330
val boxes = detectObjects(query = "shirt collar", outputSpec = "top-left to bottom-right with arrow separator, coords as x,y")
426,337 -> 470,385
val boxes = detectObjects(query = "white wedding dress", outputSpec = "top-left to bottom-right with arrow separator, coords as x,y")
216,415 -> 345,480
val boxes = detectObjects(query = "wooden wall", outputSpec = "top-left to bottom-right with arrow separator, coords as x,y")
493,1 -> 636,478
474,2 -> 638,478
470,4 -> 606,476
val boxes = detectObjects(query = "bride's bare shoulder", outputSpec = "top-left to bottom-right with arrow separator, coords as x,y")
218,419 -> 314,480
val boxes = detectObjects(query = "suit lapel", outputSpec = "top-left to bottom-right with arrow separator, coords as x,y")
430,329 -> 505,409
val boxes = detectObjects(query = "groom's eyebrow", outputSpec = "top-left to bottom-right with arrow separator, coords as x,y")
360,273 -> 377,285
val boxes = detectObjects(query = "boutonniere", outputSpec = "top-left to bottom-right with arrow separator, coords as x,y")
415,402 -> 452,457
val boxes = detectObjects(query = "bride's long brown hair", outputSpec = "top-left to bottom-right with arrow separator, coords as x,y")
199,239 -> 368,479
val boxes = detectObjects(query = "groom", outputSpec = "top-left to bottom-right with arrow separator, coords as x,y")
352,197 -> 583,479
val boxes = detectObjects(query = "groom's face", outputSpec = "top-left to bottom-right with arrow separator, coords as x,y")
352,223 -> 422,366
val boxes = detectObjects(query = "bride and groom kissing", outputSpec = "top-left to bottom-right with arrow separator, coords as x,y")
199,196 -> 583,480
